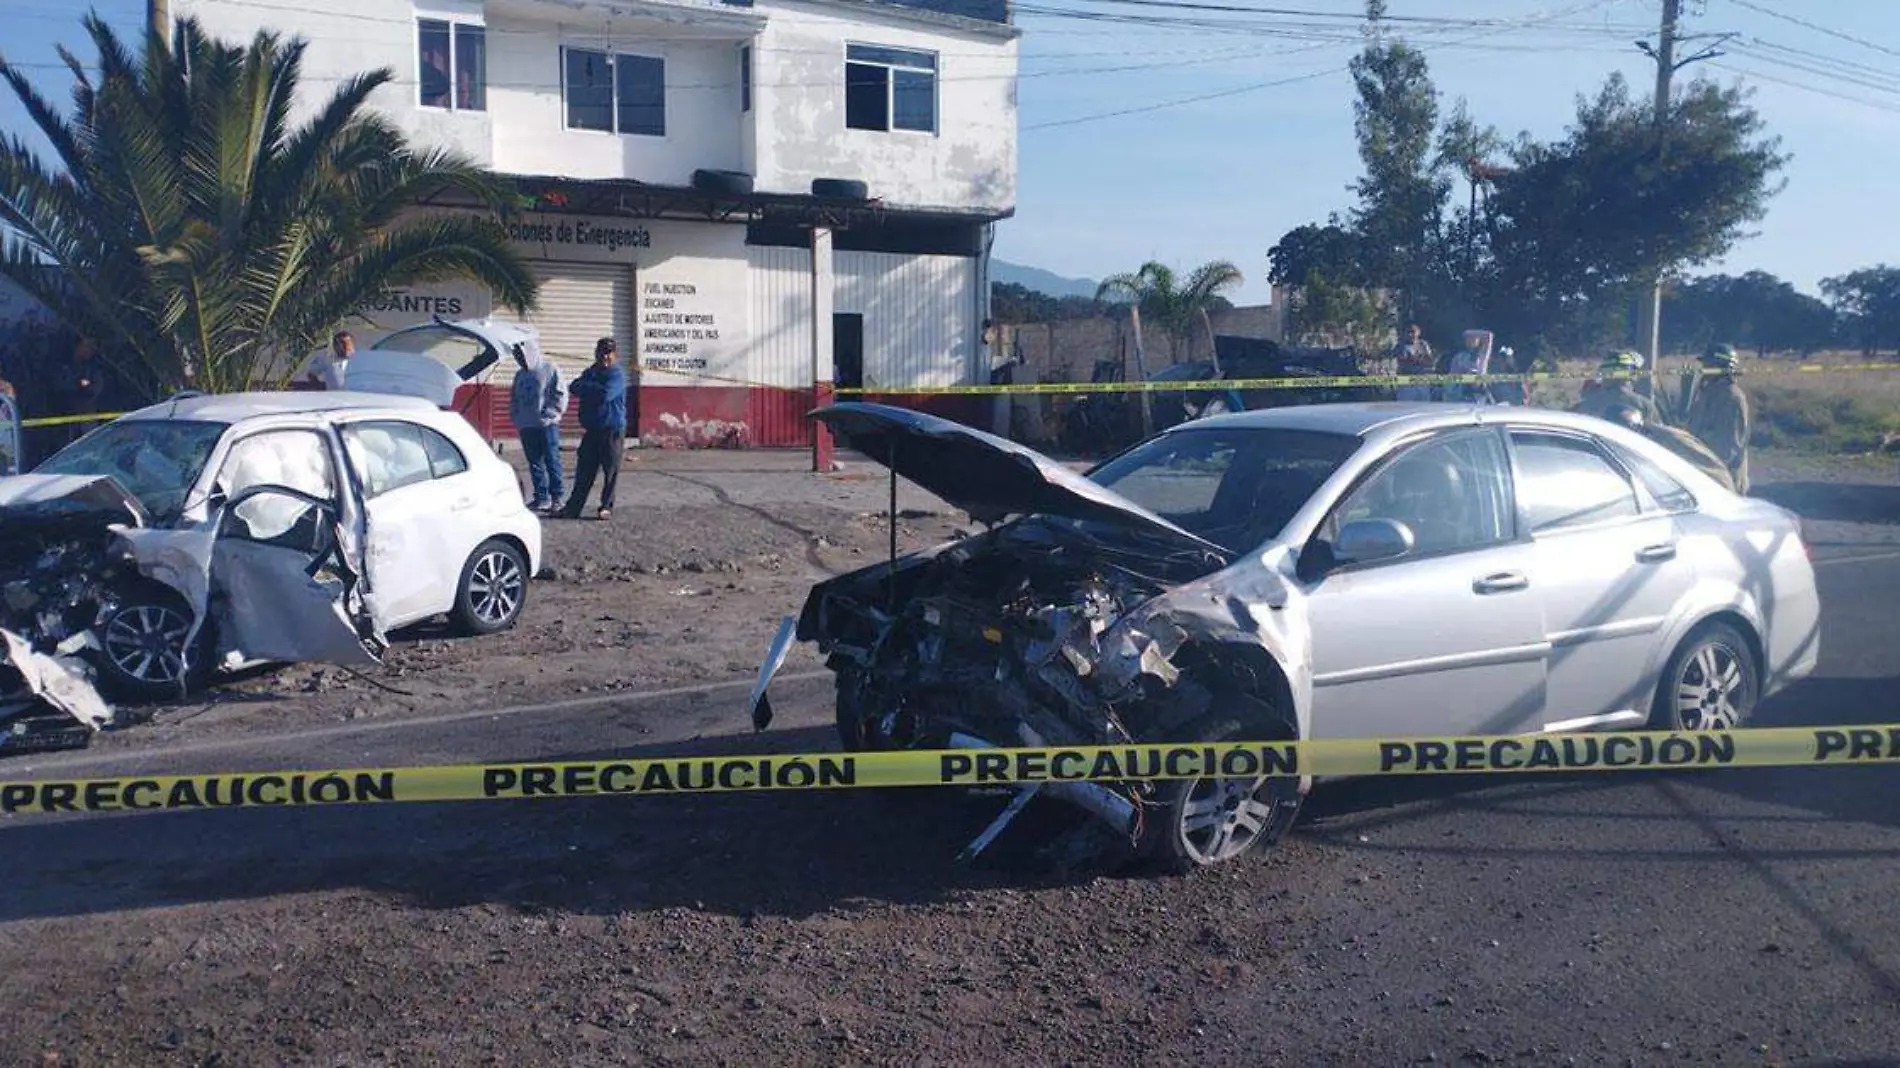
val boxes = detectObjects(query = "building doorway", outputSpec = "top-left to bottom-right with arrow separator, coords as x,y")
834,312 -> 864,391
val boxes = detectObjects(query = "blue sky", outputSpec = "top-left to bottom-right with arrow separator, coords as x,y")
4,0 -> 1897,306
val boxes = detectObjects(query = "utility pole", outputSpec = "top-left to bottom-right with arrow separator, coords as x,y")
1635,0 -> 1728,403
149,0 -> 169,40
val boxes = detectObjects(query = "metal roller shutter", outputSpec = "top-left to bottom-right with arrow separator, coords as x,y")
492,262 -> 634,377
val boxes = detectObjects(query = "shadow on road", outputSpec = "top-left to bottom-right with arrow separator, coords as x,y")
0,724 -> 1114,925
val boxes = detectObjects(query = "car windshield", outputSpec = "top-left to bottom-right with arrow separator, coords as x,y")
1083,426 -> 1363,553
32,419 -> 227,523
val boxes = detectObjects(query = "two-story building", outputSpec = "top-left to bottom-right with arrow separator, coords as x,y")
176,0 -> 1019,446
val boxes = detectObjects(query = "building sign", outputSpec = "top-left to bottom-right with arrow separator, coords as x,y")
498,217 -> 654,256
342,281 -> 493,345
639,279 -> 723,373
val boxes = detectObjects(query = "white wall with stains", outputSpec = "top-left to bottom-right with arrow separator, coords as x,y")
748,0 -> 1019,213
176,0 -> 1017,214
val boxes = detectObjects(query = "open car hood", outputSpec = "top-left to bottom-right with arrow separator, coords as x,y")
812,403 -> 1228,557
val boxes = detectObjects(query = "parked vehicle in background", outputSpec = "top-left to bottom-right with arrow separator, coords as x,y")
750,401 -> 1821,873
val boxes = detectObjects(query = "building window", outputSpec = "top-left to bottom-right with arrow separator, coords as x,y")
740,45 -> 752,112
418,19 -> 485,112
563,48 -> 666,137
844,43 -> 936,133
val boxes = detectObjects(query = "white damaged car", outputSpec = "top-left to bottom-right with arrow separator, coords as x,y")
0,390 -> 542,752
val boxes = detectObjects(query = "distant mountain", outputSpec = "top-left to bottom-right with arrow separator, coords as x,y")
991,260 -> 1102,300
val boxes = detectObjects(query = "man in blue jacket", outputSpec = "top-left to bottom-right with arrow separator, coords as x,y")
560,336 -> 629,520
509,336 -> 569,513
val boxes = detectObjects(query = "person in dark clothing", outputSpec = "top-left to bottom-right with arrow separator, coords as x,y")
560,336 -> 629,520
55,336 -> 106,446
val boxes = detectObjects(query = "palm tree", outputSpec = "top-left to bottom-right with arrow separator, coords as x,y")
1095,259 -> 1245,363
0,14 -> 539,398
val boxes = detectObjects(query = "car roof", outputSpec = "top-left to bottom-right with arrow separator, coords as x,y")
117,390 -> 439,424
1182,401 -> 1620,439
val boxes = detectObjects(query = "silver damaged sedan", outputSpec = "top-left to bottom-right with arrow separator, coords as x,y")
750,402 -> 1822,872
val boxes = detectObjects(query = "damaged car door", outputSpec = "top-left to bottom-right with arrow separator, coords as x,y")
336,418 -> 480,626
1298,427 -> 1551,740
205,427 -> 383,667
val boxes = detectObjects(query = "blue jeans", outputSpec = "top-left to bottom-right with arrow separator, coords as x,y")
519,425 -> 564,504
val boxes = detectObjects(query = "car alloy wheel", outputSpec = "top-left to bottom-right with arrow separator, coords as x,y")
467,548 -> 525,628
1174,774 -> 1281,865
101,603 -> 193,686
1659,622 -> 1758,732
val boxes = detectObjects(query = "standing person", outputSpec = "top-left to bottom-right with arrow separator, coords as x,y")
560,337 -> 629,521
1488,345 -> 1531,405
1685,343 -> 1751,495
1442,329 -> 1494,403
509,337 -> 568,513
54,335 -> 107,446
1576,350 -> 1659,424
1392,323 -> 1434,401
299,331 -> 354,390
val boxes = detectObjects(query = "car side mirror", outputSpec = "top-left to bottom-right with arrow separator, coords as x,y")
1335,518 -> 1415,565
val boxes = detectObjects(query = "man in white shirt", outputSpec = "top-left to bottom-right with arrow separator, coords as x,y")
301,331 -> 354,390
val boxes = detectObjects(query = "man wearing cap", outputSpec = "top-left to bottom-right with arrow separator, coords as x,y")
560,336 -> 629,520
1605,404 -> 1737,492
1685,343 -> 1751,495
1576,350 -> 1660,424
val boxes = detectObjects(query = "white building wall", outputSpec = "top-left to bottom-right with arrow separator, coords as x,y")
835,251 -> 974,387
174,0 -> 495,165
483,9 -> 755,183
746,245 -> 814,390
750,0 -> 1017,213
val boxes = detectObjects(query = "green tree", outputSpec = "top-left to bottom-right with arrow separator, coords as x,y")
1345,0 -> 1449,314
1821,265 -> 1900,357
990,281 -> 1106,324
1266,220 -> 1366,290
1665,271 -> 1836,357
1094,259 -> 1244,362
1285,270 -> 1390,351
1485,74 -> 1788,353
0,15 -> 539,397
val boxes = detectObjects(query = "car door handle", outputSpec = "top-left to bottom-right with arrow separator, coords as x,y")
1473,571 -> 1530,595
1635,542 -> 1677,563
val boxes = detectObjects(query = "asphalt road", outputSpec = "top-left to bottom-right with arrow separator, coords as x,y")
4,488 -> 1900,1064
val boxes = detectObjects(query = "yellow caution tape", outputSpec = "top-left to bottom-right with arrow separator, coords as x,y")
19,411 -> 125,429
6,725 -> 1900,817
833,362 -> 1900,398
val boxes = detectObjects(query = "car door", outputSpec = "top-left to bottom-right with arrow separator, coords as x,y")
1300,427 -> 1551,741
207,426 -> 382,666
338,418 -> 480,627
1505,426 -> 1699,729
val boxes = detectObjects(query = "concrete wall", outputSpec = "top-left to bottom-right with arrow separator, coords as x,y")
998,303 -> 1284,387
748,0 -> 1018,213
174,0 -> 1018,213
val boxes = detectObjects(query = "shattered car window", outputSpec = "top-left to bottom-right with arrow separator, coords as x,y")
1086,427 -> 1362,553
32,420 -> 226,523
216,430 -> 339,542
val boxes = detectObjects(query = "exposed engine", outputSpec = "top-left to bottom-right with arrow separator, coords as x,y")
811,520 -> 1219,757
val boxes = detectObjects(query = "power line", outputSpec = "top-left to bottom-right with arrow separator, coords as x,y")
1727,0 -> 1900,61
1022,0 -> 1622,131
1707,58 -> 1900,115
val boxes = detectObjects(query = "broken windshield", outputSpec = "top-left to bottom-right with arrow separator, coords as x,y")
33,420 -> 227,524
1082,426 -> 1363,554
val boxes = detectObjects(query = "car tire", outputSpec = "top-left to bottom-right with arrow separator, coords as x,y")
1141,715 -> 1304,874
451,538 -> 529,636
92,589 -> 212,705
692,168 -> 755,196
1650,621 -> 1759,732
811,177 -> 870,199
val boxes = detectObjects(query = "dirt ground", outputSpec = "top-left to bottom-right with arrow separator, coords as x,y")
78,447 -> 973,754
5,440 -> 1900,1066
